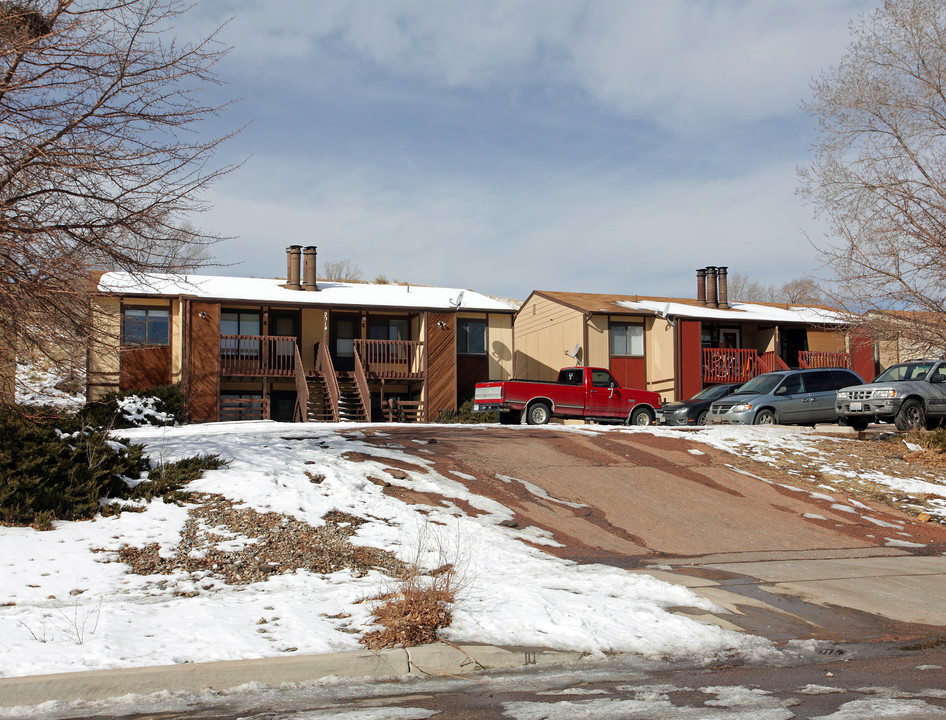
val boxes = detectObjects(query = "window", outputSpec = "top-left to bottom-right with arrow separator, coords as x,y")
780,374 -> 806,394
805,371 -> 835,393
369,318 -> 409,342
123,308 -> 169,345
458,319 -> 486,355
592,369 -> 615,388
610,323 -> 644,357
221,310 -> 261,357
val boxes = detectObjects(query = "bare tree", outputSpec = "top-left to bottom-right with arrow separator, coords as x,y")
0,0 -> 236,399
799,0 -> 946,354
726,272 -> 824,306
321,258 -> 363,283
726,272 -> 770,303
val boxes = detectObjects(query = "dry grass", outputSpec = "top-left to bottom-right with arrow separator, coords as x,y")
361,563 -> 459,649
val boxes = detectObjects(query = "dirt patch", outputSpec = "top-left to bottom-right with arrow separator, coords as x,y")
110,494 -> 406,590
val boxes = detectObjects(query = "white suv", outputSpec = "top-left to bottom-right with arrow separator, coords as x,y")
836,359 -> 946,431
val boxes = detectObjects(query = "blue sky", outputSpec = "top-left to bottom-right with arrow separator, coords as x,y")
186,0 -> 879,301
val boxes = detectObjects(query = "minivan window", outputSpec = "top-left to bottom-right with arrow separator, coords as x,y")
805,371 -> 835,393
830,369 -> 861,389
735,373 -> 784,395
780,374 -> 806,394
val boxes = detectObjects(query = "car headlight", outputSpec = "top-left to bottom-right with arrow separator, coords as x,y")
837,391 -> 850,400
872,389 -> 896,398
729,403 -> 752,413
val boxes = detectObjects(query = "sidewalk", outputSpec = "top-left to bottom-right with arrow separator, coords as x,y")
0,644 -> 584,709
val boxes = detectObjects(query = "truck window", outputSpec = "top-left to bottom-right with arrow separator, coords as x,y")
558,369 -> 583,385
591,370 -> 614,388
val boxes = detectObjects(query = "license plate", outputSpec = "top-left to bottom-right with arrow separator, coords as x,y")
849,402 -> 862,411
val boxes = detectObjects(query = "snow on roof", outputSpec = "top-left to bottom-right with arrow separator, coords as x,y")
97,272 -> 515,312
617,299 -> 848,325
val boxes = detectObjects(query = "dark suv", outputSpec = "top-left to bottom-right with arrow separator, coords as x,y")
836,359 -> 946,431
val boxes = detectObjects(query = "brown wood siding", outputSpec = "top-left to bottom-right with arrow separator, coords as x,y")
187,301 -> 221,423
425,312 -> 457,420
120,347 -> 171,390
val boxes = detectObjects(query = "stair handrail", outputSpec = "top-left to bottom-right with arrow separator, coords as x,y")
315,341 -> 341,422
352,345 -> 372,422
292,343 -> 309,423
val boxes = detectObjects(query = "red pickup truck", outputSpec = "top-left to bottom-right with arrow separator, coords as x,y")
473,367 -> 662,426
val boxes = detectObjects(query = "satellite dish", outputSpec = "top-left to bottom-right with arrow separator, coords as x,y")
450,290 -> 465,308
656,302 -> 676,327
564,343 -> 582,366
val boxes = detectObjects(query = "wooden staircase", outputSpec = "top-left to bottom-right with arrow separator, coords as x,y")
336,374 -> 369,422
305,376 -> 336,422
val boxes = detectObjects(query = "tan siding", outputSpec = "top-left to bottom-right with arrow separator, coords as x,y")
586,315 -> 609,367
301,308 -> 325,369
87,298 -> 121,400
171,300 -> 183,384
645,317 -> 675,399
514,295 -> 584,380
807,329 -> 846,353
425,311 -> 456,420
487,313 -> 513,381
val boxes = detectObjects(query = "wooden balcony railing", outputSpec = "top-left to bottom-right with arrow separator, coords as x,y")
758,351 -> 791,374
799,351 -> 851,369
354,339 -> 425,379
703,348 -> 792,383
220,335 -> 297,376
703,348 -> 758,384
315,341 -> 340,423
219,397 -> 270,422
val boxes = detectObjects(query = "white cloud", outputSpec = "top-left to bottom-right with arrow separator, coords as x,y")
214,0 -> 878,127
202,154 -> 824,299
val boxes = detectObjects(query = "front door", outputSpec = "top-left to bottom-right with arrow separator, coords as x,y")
270,311 -> 299,370
331,315 -> 358,372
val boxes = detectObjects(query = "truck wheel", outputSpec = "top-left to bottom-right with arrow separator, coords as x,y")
629,407 -> 654,426
895,399 -> 925,431
499,411 -> 518,425
526,402 -> 551,425
753,409 -> 776,425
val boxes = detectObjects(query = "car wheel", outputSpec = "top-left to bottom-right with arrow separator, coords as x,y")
629,407 -> 654,426
895,399 -> 925,432
526,402 -> 551,425
753,409 -> 776,425
696,410 -> 709,426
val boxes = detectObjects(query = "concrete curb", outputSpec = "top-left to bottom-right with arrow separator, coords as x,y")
0,644 -> 585,709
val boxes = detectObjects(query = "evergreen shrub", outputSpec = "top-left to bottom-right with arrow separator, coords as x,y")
80,384 -> 185,429
0,409 -> 147,526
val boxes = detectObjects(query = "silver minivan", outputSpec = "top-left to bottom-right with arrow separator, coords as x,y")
706,368 -> 864,426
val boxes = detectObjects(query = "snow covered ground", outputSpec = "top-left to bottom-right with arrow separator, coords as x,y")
1,421 -> 775,680
1,414 -> 946,718
3,416 -> 946,683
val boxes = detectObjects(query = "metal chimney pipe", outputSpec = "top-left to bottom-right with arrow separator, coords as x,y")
303,246 -> 318,291
286,245 -> 302,290
696,268 -> 707,306
706,266 -> 718,308
717,266 -> 729,309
